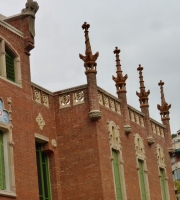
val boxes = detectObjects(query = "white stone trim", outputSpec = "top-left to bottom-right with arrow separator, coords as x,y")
35,133 -> 49,143
108,121 -> 127,200
0,20 -> 23,38
134,133 -> 151,200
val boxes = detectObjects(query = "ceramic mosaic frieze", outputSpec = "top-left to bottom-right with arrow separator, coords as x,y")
0,99 -> 9,124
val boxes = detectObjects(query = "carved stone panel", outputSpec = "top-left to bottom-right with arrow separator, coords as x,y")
115,102 -> 121,114
104,95 -> 109,108
109,99 -> 115,111
98,92 -> 103,105
73,91 -> 84,105
60,94 -> 70,108
130,111 -> 135,122
156,144 -> 165,168
42,93 -> 49,107
34,89 -> 41,103
36,113 -> 45,130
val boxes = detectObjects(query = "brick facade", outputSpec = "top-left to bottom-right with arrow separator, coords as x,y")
0,1 -> 176,200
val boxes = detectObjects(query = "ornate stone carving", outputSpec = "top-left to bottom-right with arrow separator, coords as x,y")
36,113 -> 45,130
152,123 -> 156,134
130,111 -> 135,122
88,110 -> 102,121
34,89 -> 41,103
79,22 -> 99,74
156,144 -> 165,168
136,65 -> 150,107
104,95 -> 109,108
21,0 -> 39,37
147,136 -> 155,145
108,121 -> 121,151
109,99 -> 115,111
140,117 -> 144,127
98,92 -> 103,105
0,99 -> 9,124
60,94 -> 70,108
156,126 -> 160,135
112,47 -> 128,93
42,93 -> 49,107
73,91 -> 84,105
160,128 -> 164,137
115,102 -> 121,114
124,125 -> 132,135
51,139 -> 57,148
135,114 -> 140,124
134,134 -> 145,157
157,80 -> 171,120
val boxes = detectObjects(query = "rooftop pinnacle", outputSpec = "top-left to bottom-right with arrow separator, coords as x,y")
112,47 -> 128,93
157,80 -> 171,119
79,22 -> 99,74
136,64 -> 150,107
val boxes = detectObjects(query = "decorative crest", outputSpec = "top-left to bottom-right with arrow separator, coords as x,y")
157,80 -> 171,119
136,65 -> 150,107
112,47 -> 128,93
21,0 -> 39,37
79,22 -> 99,74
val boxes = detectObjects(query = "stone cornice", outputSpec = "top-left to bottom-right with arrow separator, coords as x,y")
31,82 -> 53,95
54,84 -> 88,95
0,19 -> 23,38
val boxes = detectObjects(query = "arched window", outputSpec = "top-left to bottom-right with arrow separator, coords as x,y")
156,144 -> 170,200
134,134 -> 150,200
0,37 -> 21,86
108,121 -> 127,200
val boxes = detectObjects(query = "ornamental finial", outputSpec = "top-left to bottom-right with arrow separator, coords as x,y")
79,22 -> 99,74
136,64 -> 150,107
157,80 -> 171,120
112,47 -> 128,93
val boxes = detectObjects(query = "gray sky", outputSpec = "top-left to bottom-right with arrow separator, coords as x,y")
3,0 -> 180,134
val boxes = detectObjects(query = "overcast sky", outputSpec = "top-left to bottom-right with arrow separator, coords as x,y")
3,0 -> 180,134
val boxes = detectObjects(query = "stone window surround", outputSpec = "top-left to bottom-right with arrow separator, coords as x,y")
156,144 -> 170,200
107,120 -> 127,200
0,36 -> 22,87
134,133 -> 151,200
0,123 -> 16,198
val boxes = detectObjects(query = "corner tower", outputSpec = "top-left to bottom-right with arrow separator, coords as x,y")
79,22 -> 101,121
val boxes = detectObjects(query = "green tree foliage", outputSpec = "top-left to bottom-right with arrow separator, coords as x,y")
174,180 -> 180,199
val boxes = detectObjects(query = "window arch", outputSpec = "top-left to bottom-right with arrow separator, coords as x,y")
156,144 -> 170,200
134,134 -> 150,200
0,98 -> 16,197
108,121 -> 127,200
0,36 -> 21,86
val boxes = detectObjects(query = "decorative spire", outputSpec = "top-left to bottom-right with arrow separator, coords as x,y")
157,80 -> 171,119
112,47 -> 128,92
79,22 -> 99,74
136,64 -> 150,107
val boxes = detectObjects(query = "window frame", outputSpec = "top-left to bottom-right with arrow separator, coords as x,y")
0,36 -> 22,87
108,121 -> 127,200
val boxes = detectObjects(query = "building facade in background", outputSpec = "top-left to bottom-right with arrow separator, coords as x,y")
0,1 -> 176,200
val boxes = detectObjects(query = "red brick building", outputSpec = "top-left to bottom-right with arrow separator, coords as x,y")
0,1 -> 176,200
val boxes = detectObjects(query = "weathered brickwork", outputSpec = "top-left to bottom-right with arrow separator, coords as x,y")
0,1 -> 176,200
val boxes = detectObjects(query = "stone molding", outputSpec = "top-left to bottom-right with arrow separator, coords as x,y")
0,20 -> 23,38
147,136 -> 155,145
88,110 -> 102,121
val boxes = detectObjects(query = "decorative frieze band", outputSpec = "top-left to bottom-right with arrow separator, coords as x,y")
151,122 -> 164,138
32,86 -> 49,107
59,90 -> 84,109
129,109 -> 144,127
98,91 -> 121,115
